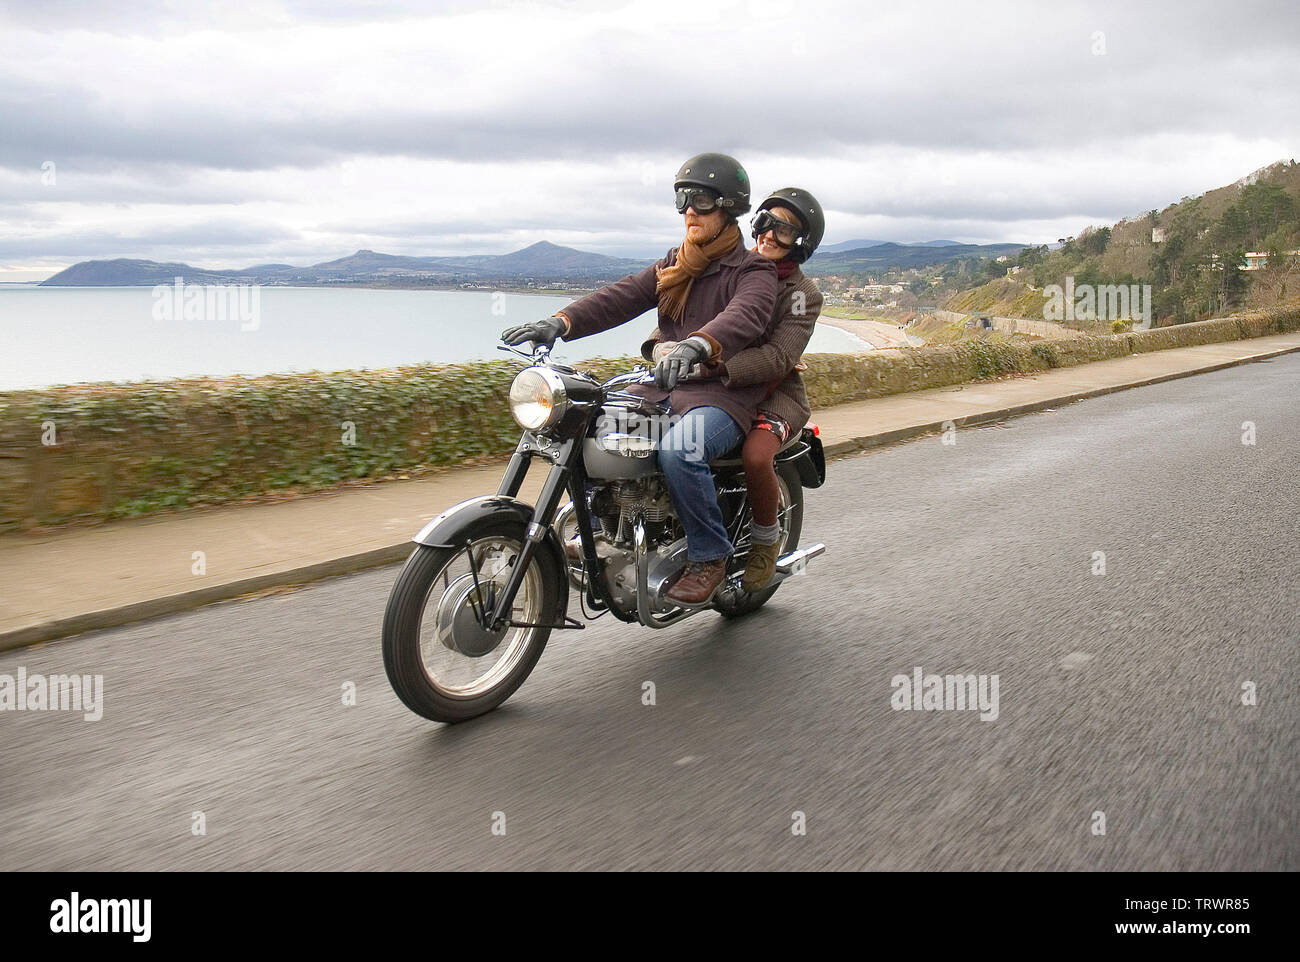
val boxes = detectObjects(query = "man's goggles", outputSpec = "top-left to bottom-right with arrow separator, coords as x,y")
674,187 -> 726,213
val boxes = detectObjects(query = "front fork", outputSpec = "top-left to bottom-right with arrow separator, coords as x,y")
485,435 -> 628,629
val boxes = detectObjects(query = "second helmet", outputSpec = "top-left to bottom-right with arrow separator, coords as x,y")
754,187 -> 825,264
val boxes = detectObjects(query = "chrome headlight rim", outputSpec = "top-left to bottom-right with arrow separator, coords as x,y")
509,366 -> 570,431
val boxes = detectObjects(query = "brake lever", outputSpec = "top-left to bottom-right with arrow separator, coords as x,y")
496,344 -> 534,362
496,342 -> 553,364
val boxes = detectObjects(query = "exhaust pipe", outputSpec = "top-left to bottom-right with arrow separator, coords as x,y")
775,542 -> 825,576
718,542 -> 827,597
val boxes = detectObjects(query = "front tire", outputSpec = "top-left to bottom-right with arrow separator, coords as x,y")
382,521 -> 561,722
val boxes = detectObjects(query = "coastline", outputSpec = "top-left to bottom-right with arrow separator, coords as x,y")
815,310 -> 914,349
23,281 -> 598,298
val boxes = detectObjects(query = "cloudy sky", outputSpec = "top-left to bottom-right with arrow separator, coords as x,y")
1,0 -> 1297,279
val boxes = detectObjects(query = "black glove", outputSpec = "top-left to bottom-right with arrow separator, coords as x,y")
501,315 -> 567,348
654,336 -> 710,391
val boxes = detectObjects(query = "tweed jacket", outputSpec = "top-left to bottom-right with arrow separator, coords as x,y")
640,266 -> 823,434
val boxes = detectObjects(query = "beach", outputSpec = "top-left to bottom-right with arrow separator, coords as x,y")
815,310 -> 915,349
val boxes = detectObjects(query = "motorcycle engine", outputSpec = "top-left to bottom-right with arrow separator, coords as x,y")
611,477 -> 673,524
593,478 -> 678,612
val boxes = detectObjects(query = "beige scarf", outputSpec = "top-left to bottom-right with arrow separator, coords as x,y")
655,221 -> 741,322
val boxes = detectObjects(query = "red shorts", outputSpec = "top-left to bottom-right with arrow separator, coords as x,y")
751,411 -> 792,445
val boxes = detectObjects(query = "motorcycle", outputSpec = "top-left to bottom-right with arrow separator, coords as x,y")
381,341 -> 827,723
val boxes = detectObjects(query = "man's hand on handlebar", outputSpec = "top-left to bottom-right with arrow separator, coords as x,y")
501,315 -> 566,349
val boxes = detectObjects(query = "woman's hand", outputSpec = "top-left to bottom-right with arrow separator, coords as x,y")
650,340 -> 679,363
654,337 -> 709,390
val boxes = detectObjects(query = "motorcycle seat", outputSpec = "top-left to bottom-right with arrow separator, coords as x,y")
710,429 -> 804,467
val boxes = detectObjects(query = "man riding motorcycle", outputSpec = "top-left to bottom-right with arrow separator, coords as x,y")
501,152 -> 778,605
640,186 -> 826,592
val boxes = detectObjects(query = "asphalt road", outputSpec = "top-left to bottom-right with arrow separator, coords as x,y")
2,353 -> 1296,871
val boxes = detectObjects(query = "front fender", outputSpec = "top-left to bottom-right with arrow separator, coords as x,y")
412,495 -> 569,610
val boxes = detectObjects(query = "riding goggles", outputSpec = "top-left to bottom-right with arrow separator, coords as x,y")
674,187 -> 726,213
750,209 -> 804,247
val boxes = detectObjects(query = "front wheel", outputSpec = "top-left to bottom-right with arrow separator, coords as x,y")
382,521 -> 561,722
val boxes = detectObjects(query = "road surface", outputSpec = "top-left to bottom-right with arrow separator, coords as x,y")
2,353 -> 1296,870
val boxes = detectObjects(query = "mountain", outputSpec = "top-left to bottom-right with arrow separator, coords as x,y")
805,241 -> 1029,274
39,258 -> 249,286
488,240 -> 641,273
42,237 -> 1037,287
821,238 -> 985,252
819,238 -> 892,252
41,243 -> 650,286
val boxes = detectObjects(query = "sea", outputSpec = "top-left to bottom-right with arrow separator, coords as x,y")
0,285 -> 869,391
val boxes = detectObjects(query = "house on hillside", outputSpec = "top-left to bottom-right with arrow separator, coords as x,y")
1242,250 -> 1300,271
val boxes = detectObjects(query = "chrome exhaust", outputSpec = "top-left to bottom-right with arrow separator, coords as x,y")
718,542 -> 827,596
775,542 -> 825,576
634,520 -> 695,628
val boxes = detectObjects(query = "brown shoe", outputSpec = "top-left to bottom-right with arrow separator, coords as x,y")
665,558 -> 728,606
741,541 -> 782,591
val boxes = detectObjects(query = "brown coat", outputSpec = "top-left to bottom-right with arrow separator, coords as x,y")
641,266 -> 823,435
556,240 -> 778,431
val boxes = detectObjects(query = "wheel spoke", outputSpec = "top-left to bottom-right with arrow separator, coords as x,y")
416,536 -> 543,697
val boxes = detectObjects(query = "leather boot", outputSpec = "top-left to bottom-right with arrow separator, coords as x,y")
741,541 -> 782,591
665,558 -> 728,605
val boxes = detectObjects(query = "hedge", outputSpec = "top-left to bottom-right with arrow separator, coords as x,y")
1,307 -> 1296,530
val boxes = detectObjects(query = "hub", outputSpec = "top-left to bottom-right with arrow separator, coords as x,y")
434,574 -> 508,657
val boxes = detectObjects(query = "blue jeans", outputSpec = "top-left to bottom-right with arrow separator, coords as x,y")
657,406 -> 743,562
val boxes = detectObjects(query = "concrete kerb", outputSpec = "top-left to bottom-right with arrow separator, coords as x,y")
1,543 -> 413,651
4,338 -> 1298,651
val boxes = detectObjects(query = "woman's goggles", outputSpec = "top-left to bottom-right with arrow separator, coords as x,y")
750,209 -> 804,247
674,187 -> 725,213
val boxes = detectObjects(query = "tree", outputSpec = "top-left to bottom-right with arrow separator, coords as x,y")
1079,226 -> 1111,257
1220,247 -> 1247,313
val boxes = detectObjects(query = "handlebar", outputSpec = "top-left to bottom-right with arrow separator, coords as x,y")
496,342 -> 552,363
607,367 -> 704,389
497,341 -> 701,388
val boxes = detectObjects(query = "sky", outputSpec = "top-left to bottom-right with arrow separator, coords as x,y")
1,0 -> 1297,280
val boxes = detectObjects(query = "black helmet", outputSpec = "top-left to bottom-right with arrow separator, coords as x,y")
674,152 -> 752,216
753,187 -> 825,263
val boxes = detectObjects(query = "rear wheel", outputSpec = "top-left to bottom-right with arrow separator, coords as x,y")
714,460 -> 803,618
382,521 -> 560,722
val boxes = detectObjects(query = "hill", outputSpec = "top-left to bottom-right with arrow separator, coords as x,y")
819,238 -> 892,252
945,159 -> 1300,324
805,241 -> 1028,275
41,242 -> 650,286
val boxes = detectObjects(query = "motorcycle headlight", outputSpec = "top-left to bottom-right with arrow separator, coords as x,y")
509,367 -> 569,431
